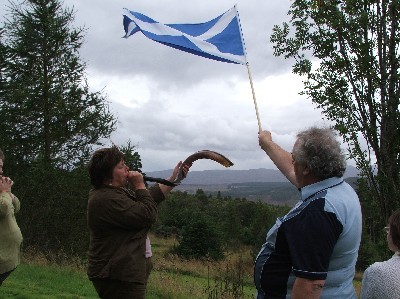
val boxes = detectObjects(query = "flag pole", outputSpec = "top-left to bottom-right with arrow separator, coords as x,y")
235,5 -> 262,133
246,63 -> 262,132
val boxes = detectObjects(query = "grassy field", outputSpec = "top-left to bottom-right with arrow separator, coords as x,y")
1,234 -> 362,298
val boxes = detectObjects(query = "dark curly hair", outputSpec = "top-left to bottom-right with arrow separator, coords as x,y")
88,146 -> 125,188
293,127 -> 346,180
388,209 -> 400,250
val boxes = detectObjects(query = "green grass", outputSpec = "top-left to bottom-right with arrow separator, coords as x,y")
0,235 -> 362,298
1,262 -> 255,299
1,263 -> 97,298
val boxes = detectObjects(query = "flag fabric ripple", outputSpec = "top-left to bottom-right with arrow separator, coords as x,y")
122,7 -> 247,65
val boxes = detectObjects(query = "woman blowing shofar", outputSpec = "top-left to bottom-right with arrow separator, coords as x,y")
86,146 -> 190,299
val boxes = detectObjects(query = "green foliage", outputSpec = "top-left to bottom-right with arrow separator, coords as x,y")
0,0 -> 116,170
172,213 -> 224,260
0,29 -> 6,101
356,177 -> 392,270
357,233 -> 389,271
118,140 -> 143,173
14,160 -> 91,256
157,192 -> 200,231
155,190 -> 291,260
0,0 -> 120,259
10,138 -> 142,256
271,0 -> 400,225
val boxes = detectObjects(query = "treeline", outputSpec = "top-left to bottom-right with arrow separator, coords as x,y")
155,187 -> 391,270
154,189 -> 291,260
13,164 -> 90,258
12,169 -> 290,261
11,167 -> 390,271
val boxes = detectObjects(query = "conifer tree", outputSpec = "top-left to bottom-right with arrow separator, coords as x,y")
0,0 -> 116,169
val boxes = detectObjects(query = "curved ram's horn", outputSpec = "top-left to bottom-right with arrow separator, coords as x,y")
173,150 -> 234,185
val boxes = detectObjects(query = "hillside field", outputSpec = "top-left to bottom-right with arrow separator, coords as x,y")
1,233 -> 362,298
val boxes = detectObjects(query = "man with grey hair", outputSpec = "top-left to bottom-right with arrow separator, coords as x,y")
0,149 -> 23,286
254,127 -> 362,299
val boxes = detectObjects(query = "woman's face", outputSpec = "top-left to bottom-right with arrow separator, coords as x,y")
110,159 -> 129,187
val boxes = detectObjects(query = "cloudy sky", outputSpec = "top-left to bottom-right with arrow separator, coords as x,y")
0,0 -> 336,172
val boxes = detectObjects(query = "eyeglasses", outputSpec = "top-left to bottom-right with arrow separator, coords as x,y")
383,226 -> 390,234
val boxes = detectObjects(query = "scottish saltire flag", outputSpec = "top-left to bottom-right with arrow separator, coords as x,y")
122,7 -> 247,65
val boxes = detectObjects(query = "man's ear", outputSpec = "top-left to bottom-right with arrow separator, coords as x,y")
302,164 -> 310,176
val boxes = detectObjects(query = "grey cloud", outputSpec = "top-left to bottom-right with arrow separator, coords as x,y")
1,0 -> 332,172
73,0 -> 295,88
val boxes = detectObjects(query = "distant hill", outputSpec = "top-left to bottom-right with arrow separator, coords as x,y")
145,165 -> 360,185
145,166 -> 360,206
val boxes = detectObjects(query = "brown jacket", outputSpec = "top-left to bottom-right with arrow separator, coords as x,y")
87,184 -> 165,283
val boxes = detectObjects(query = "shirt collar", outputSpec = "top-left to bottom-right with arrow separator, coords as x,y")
299,177 -> 344,202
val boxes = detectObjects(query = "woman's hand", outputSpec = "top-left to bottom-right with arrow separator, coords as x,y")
0,176 -> 13,193
167,161 -> 191,182
159,161 -> 191,196
127,171 -> 146,190
180,162 -> 191,179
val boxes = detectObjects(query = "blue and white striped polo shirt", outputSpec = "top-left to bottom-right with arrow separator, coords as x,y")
254,177 -> 362,298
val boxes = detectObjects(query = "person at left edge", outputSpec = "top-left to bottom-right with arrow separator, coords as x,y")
0,149 -> 23,287
86,146 -> 189,299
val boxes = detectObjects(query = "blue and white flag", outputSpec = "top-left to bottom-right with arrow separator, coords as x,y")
122,7 -> 247,65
